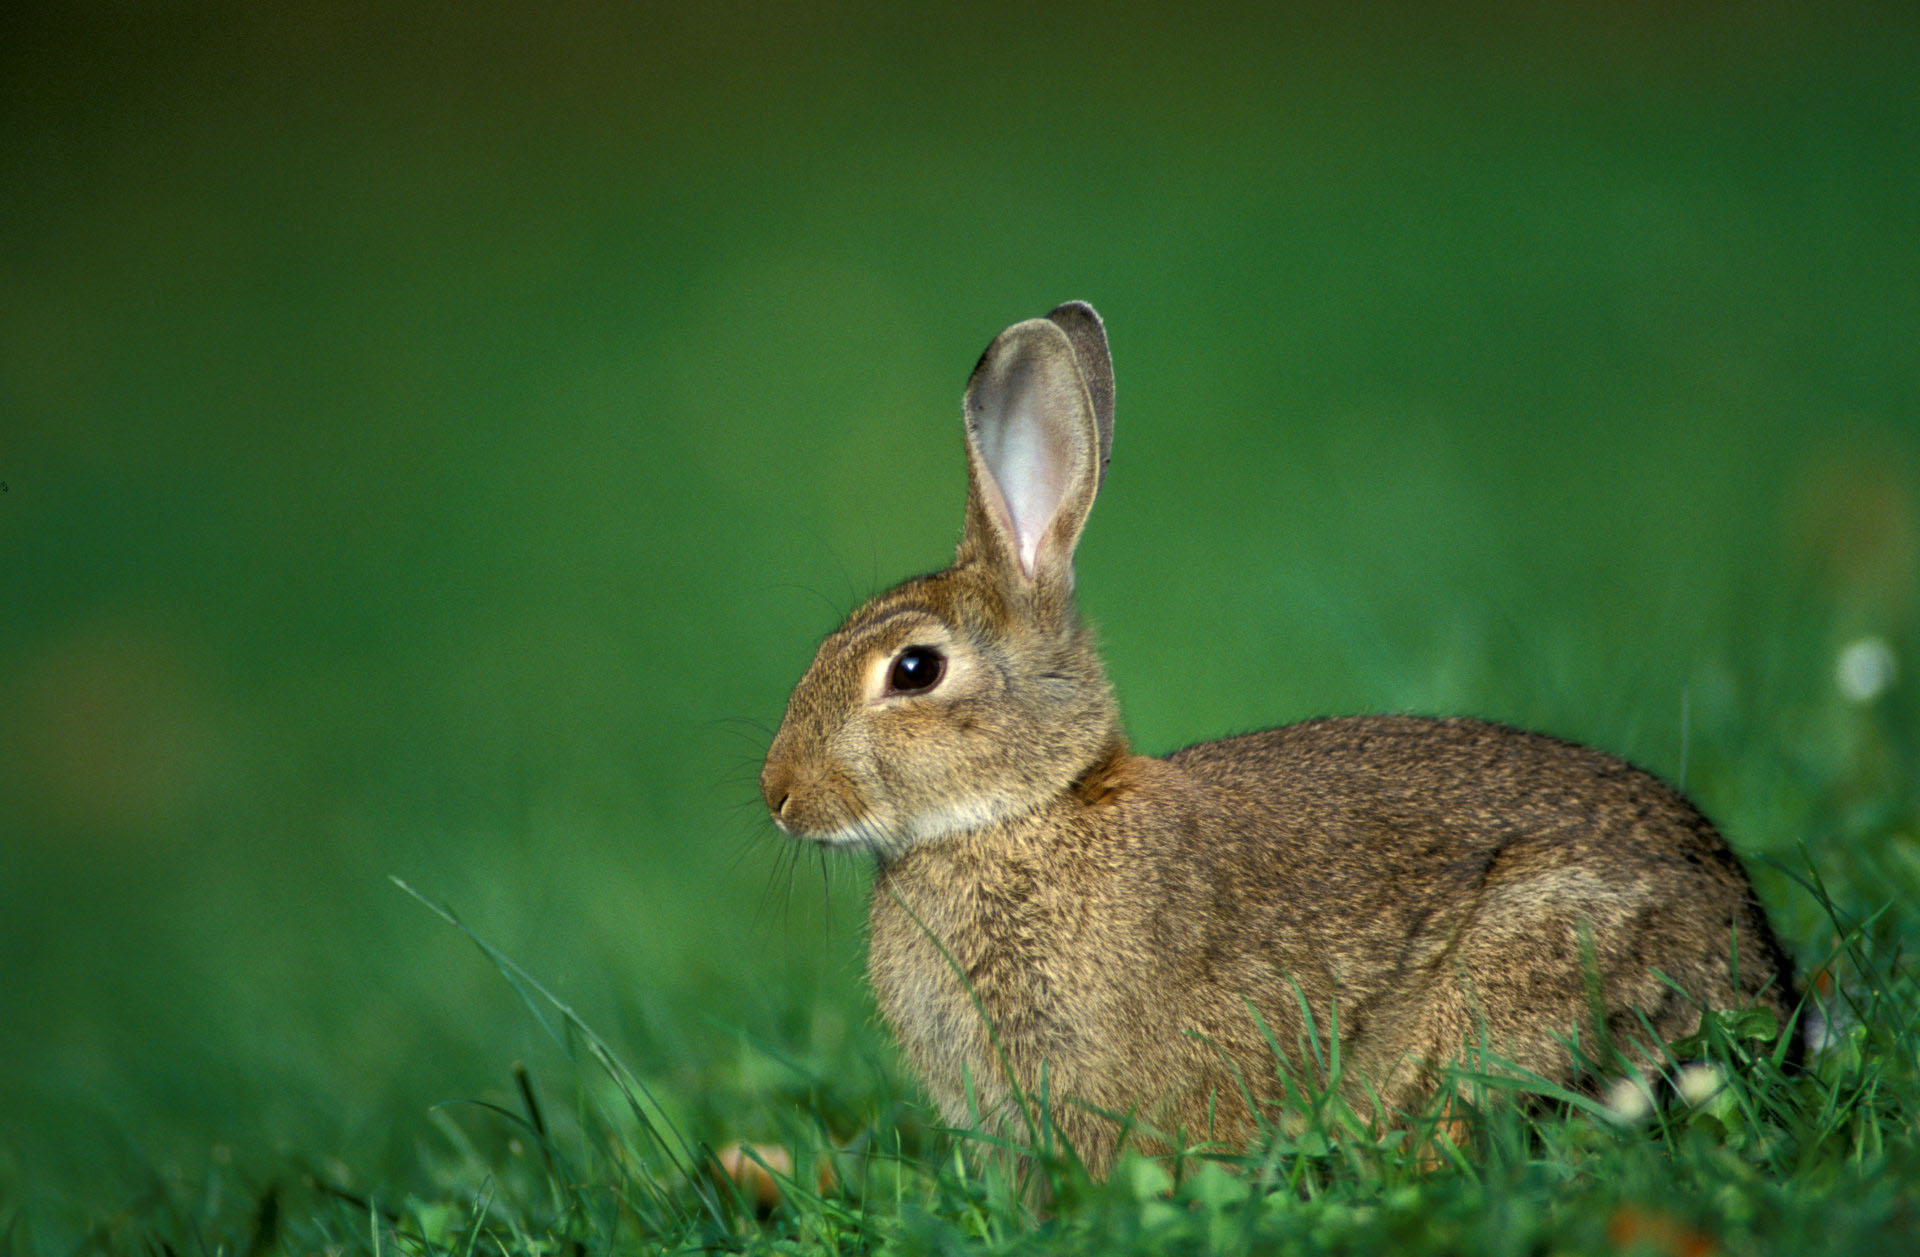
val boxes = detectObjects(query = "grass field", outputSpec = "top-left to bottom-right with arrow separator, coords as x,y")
3,2 -> 1918,1252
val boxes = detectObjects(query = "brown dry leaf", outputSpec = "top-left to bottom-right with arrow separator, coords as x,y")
1605,1204 -> 1718,1257
713,1142 -> 835,1212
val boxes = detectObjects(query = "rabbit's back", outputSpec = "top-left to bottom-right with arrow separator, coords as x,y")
1171,714 -> 1757,893
1156,714 -> 1795,1090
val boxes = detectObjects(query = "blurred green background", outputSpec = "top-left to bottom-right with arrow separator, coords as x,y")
3,0 -> 1916,1219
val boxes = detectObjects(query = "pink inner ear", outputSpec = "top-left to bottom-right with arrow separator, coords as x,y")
992,393 -> 1072,575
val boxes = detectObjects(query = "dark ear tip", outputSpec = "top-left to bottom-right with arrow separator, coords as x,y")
1047,301 -> 1103,332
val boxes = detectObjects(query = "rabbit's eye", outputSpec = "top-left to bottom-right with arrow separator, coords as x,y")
888,646 -> 946,695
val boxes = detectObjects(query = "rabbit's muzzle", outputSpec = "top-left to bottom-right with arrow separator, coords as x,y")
760,749 -> 867,843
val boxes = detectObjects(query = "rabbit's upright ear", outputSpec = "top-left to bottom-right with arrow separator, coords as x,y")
960,313 -> 1103,589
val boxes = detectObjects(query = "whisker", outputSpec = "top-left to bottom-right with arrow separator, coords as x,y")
708,713 -> 778,735
755,837 -> 799,924
709,722 -> 777,753
772,575 -> 852,625
817,845 -> 832,924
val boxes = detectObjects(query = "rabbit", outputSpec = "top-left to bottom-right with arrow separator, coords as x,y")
759,301 -> 1797,1178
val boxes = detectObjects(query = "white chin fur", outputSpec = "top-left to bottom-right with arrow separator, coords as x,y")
901,795 -> 1012,843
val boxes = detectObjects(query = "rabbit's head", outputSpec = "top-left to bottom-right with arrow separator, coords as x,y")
761,303 -> 1124,856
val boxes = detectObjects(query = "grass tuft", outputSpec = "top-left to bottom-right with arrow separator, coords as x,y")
40,862 -> 1918,1257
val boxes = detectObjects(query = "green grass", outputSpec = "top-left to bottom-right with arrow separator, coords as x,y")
4,1 -> 1919,1253
18,836 -> 1920,1256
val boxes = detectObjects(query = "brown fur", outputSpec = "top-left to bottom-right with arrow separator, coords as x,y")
761,303 -> 1795,1178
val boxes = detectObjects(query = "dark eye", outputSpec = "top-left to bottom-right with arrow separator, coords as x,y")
887,645 -> 946,695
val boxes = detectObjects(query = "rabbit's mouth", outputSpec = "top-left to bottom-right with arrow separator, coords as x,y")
772,803 -> 912,858
767,768 -> 1015,858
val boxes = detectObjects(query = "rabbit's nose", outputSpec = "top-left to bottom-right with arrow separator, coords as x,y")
761,761 -> 796,826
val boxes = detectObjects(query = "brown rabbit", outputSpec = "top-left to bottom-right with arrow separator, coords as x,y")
760,302 -> 1795,1177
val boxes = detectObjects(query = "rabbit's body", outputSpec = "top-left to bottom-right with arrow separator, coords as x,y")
763,304 -> 1795,1176
870,714 -> 1791,1173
